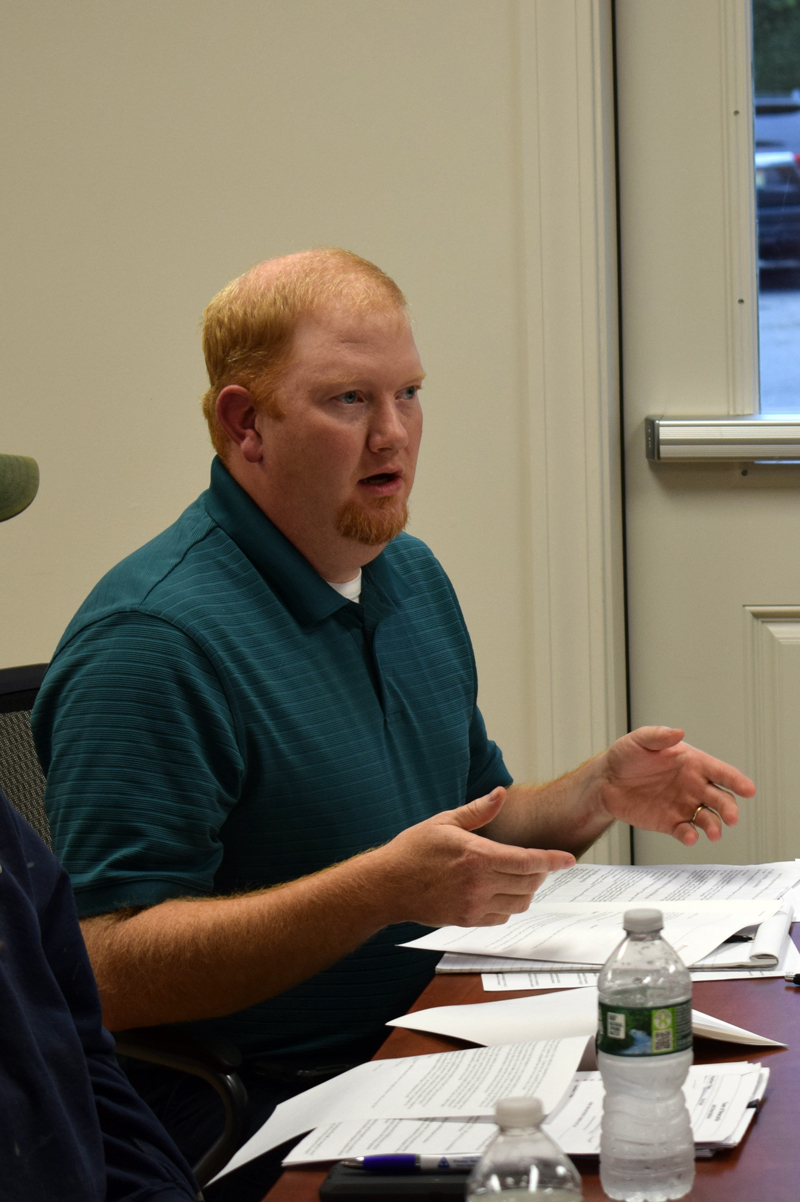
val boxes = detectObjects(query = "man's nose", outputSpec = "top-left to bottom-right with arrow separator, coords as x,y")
368,397 -> 409,452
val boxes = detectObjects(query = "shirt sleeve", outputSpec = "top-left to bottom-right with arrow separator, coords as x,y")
32,611 -> 245,917
464,704 -> 513,801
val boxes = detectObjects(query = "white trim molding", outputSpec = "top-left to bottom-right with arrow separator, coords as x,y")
516,0 -> 628,863
719,0 -> 759,415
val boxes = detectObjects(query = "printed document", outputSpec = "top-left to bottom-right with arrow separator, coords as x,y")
401,903 -> 779,967
531,861 -> 800,909
481,934 -> 800,989
210,1036 -> 587,1183
283,1062 -> 768,1164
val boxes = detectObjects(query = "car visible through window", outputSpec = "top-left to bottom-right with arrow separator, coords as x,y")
756,149 -> 800,269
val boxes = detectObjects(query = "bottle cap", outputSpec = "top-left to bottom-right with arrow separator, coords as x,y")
623,907 -> 663,933
495,1097 -> 544,1128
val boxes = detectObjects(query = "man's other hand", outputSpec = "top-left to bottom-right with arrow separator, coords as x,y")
374,787 -> 575,928
600,726 -> 756,847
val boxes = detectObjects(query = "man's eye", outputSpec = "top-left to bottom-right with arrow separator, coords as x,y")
400,386 -> 419,400
338,391 -> 359,405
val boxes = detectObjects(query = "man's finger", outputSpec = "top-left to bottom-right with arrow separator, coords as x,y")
673,820 -> 700,847
699,758 -> 756,799
489,868 -> 557,894
451,786 -> 507,831
475,913 -> 513,927
632,725 -> 685,751
478,844 -> 575,876
486,891 -> 539,915
705,785 -> 739,826
693,805 -> 724,842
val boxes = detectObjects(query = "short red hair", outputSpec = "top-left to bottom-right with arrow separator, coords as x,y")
201,248 -> 407,457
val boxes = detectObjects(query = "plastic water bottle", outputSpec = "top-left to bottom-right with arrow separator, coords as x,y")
597,908 -> 694,1201
467,1096 -> 582,1200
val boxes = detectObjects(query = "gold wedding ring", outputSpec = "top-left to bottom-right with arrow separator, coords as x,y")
691,803 -> 710,824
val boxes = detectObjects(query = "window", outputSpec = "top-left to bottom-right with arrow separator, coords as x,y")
754,2 -> 800,412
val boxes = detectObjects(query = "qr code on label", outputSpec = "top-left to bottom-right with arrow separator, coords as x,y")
653,1029 -> 674,1052
607,1012 -> 626,1039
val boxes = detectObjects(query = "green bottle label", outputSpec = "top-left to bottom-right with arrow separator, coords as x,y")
597,999 -> 692,1056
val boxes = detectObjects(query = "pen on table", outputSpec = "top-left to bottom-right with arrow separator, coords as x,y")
784,972 -> 800,985
343,1154 -> 481,1173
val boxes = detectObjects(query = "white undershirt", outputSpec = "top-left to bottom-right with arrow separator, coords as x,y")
326,570 -> 362,604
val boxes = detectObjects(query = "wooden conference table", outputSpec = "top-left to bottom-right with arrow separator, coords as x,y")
265,945 -> 800,1202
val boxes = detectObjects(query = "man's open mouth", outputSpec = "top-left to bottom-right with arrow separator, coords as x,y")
361,472 -> 400,485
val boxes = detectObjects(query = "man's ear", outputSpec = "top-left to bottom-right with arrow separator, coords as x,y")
215,386 -> 263,463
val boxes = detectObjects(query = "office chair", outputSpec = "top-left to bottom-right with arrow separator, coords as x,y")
0,664 -> 248,1187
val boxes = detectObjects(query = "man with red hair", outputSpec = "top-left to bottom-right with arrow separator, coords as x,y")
33,249 -> 754,1198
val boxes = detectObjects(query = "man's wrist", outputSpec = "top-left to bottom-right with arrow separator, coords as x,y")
323,843 -> 399,932
590,749 -> 614,819
571,749 -> 618,839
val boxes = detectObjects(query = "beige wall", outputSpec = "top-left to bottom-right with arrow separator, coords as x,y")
1,1 -> 626,806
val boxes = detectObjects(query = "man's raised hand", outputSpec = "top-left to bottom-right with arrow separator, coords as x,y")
599,726 -> 756,846
373,786 -> 575,929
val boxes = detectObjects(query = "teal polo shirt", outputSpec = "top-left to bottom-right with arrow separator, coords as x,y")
32,458 -> 511,1057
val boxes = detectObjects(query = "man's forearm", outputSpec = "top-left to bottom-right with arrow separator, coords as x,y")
81,788 -> 573,1030
480,754 -> 613,856
81,852 -> 395,1030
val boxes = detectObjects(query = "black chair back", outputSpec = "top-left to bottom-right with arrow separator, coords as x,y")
0,664 -> 50,846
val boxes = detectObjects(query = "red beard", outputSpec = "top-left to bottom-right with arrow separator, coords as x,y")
335,496 -> 409,546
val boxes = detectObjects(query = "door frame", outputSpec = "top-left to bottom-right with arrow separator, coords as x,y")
519,0 -> 628,863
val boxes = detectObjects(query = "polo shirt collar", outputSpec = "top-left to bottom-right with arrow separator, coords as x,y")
204,457 -> 410,624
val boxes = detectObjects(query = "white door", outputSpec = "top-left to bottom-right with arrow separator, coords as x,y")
617,0 -> 800,864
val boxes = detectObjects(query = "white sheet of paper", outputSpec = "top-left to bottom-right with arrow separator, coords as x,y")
387,986 -> 786,1048
402,904 -> 779,969
781,865 -> 800,920
389,985 -> 600,1043
692,936 -> 800,980
284,1116 -> 496,1165
210,1036 -> 588,1183
437,952 -> 593,973
693,904 -> 792,967
691,1010 -> 786,1047
545,1063 -> 766,1155
284,1063 -> 767,1164
482,970 -> 602,990
481,937 -> 800,990
531,861 -> 800,908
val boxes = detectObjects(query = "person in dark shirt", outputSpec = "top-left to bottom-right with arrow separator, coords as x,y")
0,451 -> 198,1202
0,785 -> 199,1202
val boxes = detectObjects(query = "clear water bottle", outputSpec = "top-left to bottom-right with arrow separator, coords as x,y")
467,1096 -> 582,1200
597,908 -> 694,1202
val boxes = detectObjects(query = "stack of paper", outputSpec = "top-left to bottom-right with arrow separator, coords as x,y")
208,862 -> 795,1185
210,1028 -> 772,1183
210,1037 -> 589,1182
282,1062 -> 769,1164
547,1062 -> 769,1157
445,931 -> 800,992
412,862 -> 800,988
